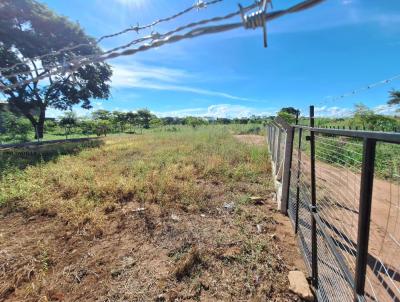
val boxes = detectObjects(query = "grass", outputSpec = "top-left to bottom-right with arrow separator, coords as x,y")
0,125 -> 305,301
0,126 -> 271,226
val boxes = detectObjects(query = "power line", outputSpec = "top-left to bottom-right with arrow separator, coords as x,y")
0,0 -> 224,75
0,0 -> 326,92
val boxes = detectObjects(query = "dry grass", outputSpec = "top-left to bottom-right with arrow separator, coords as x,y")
0,127 -> 271,226
0,127 -> 304,301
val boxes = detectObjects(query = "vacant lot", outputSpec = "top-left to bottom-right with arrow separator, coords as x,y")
0,127 -> 303,301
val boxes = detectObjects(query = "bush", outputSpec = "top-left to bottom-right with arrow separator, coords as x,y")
3,115 -> 31,142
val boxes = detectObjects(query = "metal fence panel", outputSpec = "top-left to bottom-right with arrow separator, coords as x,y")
267,111 -> 400,302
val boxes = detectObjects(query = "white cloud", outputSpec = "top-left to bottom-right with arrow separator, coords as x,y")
314,106 -> 354,117
154,104 -> 277,118
110,63 -> 263,103
312,104 -> 399,118
373,104 -> 399,115
112,0 -> 147,8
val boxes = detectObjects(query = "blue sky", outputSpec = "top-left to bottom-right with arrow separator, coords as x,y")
41,0 -> 400,118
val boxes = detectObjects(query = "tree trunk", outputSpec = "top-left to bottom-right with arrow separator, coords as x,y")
36,106 -> 46,139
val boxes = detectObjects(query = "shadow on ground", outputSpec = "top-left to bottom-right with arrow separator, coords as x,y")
0,139 -> 104,175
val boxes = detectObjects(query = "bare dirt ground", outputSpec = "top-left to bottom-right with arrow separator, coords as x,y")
0,135 -> 306,302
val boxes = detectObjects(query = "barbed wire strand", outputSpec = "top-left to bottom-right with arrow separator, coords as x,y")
1,2 -> 261,77
318,73 -> 400,107
0,0 -> 327,92
0,0 -> 224,74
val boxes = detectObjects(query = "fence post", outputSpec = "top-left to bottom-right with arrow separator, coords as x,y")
309,105 -> 318,288
276,128 -> 283,167
353,138 -> 376,301
295,127 -> 303,234
280,125 -> 294,214
272,125 -> 276,162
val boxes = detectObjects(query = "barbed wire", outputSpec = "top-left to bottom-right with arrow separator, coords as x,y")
318,73 -> 400,106
1,2 -> 260,78
0,0 -> 224,75
0,0 -> 326,92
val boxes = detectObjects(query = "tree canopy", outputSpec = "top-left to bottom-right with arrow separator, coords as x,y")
388,90 -> 400,108
0,0 -> 112,138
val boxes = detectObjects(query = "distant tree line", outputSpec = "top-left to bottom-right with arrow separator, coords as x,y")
0,108 -> 272,143
276,94 -> 400,131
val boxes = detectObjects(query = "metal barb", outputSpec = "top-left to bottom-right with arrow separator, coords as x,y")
239,0 -> 271,47
195,0 -> 206,10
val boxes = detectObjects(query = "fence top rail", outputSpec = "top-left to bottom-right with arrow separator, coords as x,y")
293,125 -> 400,144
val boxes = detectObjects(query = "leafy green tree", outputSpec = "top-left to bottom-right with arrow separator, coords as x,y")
126,112 -> 139,132
94,120 -> 111,136
388,90 -> 400,112
277,107 -> 299,124
184,117 -> 203,128
59,111 -> 77,139
112,111 -> 128,133
44,119 -> 57,133
277,111 -> 296,124
3,114 -> 31,141
0,0 -> 112,139
136,109 -> 152,131
351,103 -> 398,130
92,110 -> 112,121
280,107 -> 300,116
79,119 -> 96,136
150,116 -> 162,128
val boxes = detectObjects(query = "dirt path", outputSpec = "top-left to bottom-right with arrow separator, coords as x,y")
234,135 -> 266,146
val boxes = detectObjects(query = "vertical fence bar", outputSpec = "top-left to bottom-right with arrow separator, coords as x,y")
295,127 -> 303,234
281,125 -> 294,214
272,125 -> 276,162
277,127 -> 282,167
353,138 -> 376,302
309,105 -> 318,288
274,127 -> 280,165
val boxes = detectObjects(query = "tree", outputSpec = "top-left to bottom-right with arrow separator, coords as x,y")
2,113 -> 31,141
280,107 -> 300,116
352,103 -> 398,130
94,120 -> 111,136
0,0 -> 112,139
388,90 -> 400,112
92,110 -> 112,121
277,107 -> 299,124
126,111 -> 139,132
112,111 -> 128,133
184,116 -> 206,128
59,111 -> 77,139
136,109 -> 152,131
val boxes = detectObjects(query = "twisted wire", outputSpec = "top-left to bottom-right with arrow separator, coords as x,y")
0,0 -> 224,75
0,0 -> 326,92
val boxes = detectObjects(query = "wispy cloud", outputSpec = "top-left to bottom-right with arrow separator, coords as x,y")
110,63 -> 263,103
111,0 -> 147,8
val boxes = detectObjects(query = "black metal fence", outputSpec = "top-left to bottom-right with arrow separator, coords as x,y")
267,106 -> 400,302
